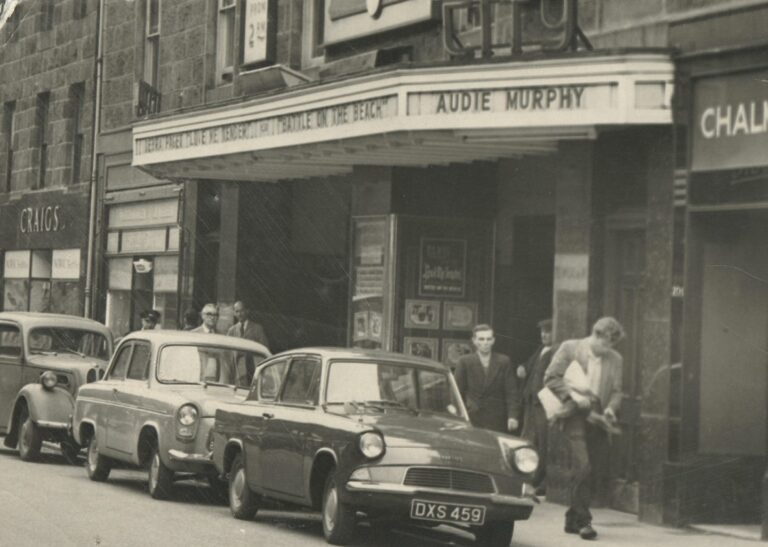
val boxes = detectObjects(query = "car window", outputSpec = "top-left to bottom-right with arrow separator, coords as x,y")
27,327 -> 109,359
280,358 -> 321,405
109,344 -> 132,380
126,343 -> 151,381
0,324 -> 21,358
253,360 -> 287,401
157,345 -> 267,386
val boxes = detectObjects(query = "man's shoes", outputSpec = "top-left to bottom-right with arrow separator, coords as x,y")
579,524 -> 598,540
564,523 -> 580,534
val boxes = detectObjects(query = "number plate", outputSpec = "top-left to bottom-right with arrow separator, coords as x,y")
410,499 -> 486,525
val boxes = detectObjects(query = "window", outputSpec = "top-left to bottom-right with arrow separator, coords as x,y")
143,0 -> 160,87
69,83 -> 85,184
36,92 -> 51,189
216,0 -> 236,83
40,0 -> 54,31
255,359 -> 287,401
0,324 -> 22,358
109,344 -> 133,380
280,358 -> 321,405
301,0 -> 325,68
157,345 -> 267,386
127,343 -> 151,381
2,101 -> 14,193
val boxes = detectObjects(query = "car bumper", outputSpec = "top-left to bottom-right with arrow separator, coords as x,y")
344,480 -> 535,523
167,449 -> 216,473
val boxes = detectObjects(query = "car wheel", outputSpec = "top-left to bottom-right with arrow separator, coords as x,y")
86,435 -> 111,482
147,446 -> 174,500
475,521 -> 515,547
17,406 -> 42,462
61,440 -> 81,465
322,473 -> 356,545
229,453 -> 259,520
207,475 -> 229,505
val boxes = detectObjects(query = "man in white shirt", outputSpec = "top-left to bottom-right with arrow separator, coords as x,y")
192,303 -> 219,334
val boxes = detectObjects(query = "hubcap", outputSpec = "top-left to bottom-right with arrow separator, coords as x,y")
19,419 -> 29,453
231,467 -> 245,509
149,454 -> 159,491
88,440 -> 98,470
324,484 -> 338,531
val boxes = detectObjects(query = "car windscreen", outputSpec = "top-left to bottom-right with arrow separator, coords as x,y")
325,361 -> 466,419
157,345 -> 267,388
28,327 -> 110,360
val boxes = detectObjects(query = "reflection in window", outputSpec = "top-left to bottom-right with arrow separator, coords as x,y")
257,360 -> 287,401
281,360 -> 320,405
158,345 -> 266,387
0,325 -> 22,357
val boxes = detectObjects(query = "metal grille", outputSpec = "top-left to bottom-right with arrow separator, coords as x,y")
403,467 -> 494,493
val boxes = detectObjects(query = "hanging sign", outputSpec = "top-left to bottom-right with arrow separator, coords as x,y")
242,0 -> 276,66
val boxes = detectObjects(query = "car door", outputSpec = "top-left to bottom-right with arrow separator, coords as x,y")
103,342 -> 134,455
0,322 -> 23,433
260,355 -> 322,498
242,358 -> 288,490
107,341 -> 151,456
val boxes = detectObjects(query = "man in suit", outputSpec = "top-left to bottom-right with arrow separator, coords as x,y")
139,309 -> 161,330
517,318 -> 557,495
544,316 -> 625,541
192,303 -> 219,334
227,301 -> 269,348
454,324 -> 521,434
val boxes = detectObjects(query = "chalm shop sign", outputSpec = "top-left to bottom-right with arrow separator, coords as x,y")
19,205 -> 62,233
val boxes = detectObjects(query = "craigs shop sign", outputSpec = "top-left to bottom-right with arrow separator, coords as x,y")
692,70 -> 768,171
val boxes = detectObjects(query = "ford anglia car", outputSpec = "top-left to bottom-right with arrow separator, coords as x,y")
0,312 -> 113,463
72,330 -> 269,500
212,348 -> 538,546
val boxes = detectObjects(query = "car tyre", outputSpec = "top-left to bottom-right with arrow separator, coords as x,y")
18,405 -> 42,462
148,446 -> 174,500
61,440 -> 81,465
322,473 -> 356,545
229,454 -> 259,519
86,435 -> 111,481
475,521 -> 515,547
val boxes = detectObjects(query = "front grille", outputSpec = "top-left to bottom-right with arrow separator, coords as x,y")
403,467 -> 494,494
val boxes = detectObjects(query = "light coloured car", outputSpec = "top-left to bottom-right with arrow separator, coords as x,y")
72,330 -> 269,500
212,347 -> 538,546
0,312 -> 113,463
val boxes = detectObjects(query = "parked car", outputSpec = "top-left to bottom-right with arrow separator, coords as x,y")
72,330 -> 270,500
0,312 -> 113,463
212,348 -> 538,546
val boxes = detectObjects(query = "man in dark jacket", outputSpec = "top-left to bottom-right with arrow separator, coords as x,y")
517,318 -> 557,494
454,324 -> 521,434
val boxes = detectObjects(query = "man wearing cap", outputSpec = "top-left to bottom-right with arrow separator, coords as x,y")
192,303 -> 219,334
226,301 -> 269,348
140,309 -> 161,330
544,316 -> 625,541
517,318 -> 557,495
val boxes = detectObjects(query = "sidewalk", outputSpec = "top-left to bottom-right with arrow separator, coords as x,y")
510,500 -> 761,546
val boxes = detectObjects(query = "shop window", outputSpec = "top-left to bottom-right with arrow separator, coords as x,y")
2,101 -> 14,193
36,92 -> 51,189
143,0 -> 161,87
3,250 -> 31,311
216,0 -> 236,83
69,83 -> 85,185
301,0 -> 325,68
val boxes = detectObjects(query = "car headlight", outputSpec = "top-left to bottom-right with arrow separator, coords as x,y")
40,371 -> 58,390
177,404 -> 199,439
512,447 -> 539,475
359,432 -> 385,459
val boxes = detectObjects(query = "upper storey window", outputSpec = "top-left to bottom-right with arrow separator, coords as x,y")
144,0 -> 161,87
216,0 -> 236,83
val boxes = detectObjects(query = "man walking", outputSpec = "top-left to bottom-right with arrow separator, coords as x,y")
226,301 -> 269,348
192,303 -> 219,334
454,324 -> 521,434
518,318 -> 557,495
139,309 -> 161,330
544,316 -> 625,541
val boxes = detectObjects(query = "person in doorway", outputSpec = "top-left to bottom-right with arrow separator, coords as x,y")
517,318 -> 558,496
226,301 -> 269,348
139,309 -> 161,331
182,308 -> 200,331
544,316 -> 625,541
454,324 -> 521,434
192,304 -> 219,334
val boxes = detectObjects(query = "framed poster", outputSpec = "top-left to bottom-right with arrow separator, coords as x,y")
442,301 -> 477,331
403,299 -> 440,329
353,310 -> 369,341
403,337 -> 438,360
369,311 -> 383,342
419,238 -> 467,297
442,338 -> 474,371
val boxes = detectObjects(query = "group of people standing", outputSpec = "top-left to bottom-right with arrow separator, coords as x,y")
454,316 -> 625,541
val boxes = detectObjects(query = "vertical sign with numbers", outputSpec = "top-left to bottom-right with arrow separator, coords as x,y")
242,0 -> 276,67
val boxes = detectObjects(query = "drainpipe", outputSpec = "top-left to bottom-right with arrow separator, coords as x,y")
83,0 -> 105,318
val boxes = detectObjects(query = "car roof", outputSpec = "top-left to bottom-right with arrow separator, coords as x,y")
120,329 -> 271,356
267,346 -> 449,371
0,312 -> 112,334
